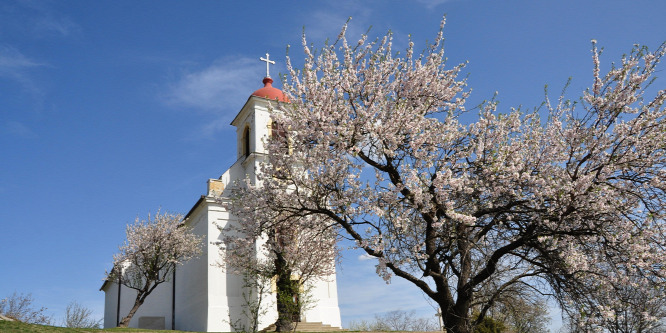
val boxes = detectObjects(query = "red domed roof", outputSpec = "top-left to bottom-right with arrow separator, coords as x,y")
252,77 -> 289,102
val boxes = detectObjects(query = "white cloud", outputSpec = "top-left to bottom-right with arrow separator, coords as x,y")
165,57 -> 263,113
358,253 -> 375,261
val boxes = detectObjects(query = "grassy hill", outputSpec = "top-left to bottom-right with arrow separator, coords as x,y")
0,320 -> 201,333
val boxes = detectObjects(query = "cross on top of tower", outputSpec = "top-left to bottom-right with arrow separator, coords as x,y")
260,53 -> 275,78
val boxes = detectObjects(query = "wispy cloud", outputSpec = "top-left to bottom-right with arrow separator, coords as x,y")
164,57 -> 263,113
0,45 -> 43,71
185,116 -> 232,142
4,121 -> 38,139
300,3 -> 371,45
163,56 -> 270,140
32,15 -> 79,38
415,0 -> 457,9
294,2 -> 419,58
1,0 -> 81,39
0,44 -> 45,94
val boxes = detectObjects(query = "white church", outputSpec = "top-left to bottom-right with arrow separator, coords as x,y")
100,56 -> 342,331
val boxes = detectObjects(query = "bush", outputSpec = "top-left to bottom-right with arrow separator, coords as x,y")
0,292 -> 53,325
348,310 -> 440,331
62,301 -> 101,328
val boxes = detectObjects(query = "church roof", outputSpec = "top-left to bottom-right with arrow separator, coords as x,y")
251,77 -> 289,102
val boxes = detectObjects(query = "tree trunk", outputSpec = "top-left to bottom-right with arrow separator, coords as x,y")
117,293 -> 145,328
444,315 -> 473,333
274,252 -> 299,332
439,299 -> 472,333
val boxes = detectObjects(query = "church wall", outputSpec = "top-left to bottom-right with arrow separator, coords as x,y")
102,278 -> 173,329
175,203 -> 210,332
302,274 -> 342,328
253,101 -> 272,156
207,159 -> 279,332
102,282 -> 118,328
130,280 -> 174,329
206,173 -> 267,332
206,199 -> 236,331
255,235 -> 279,330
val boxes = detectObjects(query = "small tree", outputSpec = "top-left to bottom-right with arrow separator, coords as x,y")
0,292 -> 52,324
500,298 -> 549,333
106,211 -> 203,327
348,310 -> 440,331
471,282 -> 550,333
62,301 -> 101,328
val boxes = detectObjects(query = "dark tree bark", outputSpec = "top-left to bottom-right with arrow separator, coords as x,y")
274,252 -> 299,332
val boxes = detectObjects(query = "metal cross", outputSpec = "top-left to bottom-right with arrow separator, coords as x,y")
260,53 -> 276,78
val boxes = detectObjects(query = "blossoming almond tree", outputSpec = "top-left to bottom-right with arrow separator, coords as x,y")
106,211 -> 203,328
232,18 -> 666,333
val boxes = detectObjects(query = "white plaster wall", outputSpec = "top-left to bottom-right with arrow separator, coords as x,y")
132,281 -> 173,328
207,199 -> 234,332
102,278 -> 173,329
102,282 -> 118,328
302,273 -> 342,327
255,235 -> 278,330
175,206 -> 209,332
257,284 -> 279,331
253,100 -> 271,155
206,186 -> 272,331
209,155 -> 279,332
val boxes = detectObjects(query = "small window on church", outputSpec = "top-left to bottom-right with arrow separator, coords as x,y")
243,127 -> 250,158
271,121 -> 289,154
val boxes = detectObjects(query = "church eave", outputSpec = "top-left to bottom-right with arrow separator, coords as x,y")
183,195 -> 207,221
231,95 -> 284,127
231,96 -> 257,127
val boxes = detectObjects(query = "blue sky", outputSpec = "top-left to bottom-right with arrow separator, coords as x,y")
1,0 -> 665,330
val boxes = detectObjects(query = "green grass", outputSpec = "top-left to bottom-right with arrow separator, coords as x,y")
0,320 -> 203,333
0,321 -> 365,333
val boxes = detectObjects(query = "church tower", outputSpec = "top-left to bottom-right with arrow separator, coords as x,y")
229,75 -> 288,182
204,57 -> 342,332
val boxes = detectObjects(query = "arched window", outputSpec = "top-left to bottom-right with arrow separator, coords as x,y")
243,127 -> 250,158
